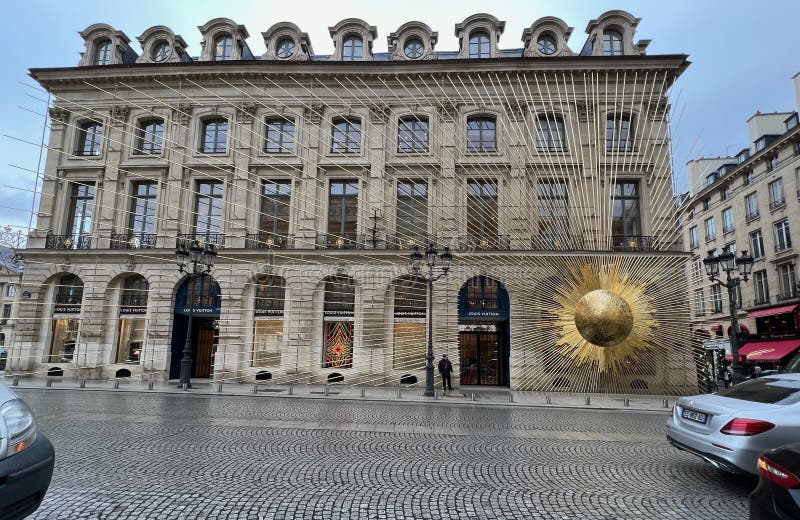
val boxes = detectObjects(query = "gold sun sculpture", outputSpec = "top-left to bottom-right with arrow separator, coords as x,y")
553,263 -> 658,372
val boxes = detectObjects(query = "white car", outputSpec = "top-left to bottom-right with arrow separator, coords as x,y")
666,373 -> 800,475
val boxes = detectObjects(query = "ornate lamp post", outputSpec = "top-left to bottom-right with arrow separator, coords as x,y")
175,240 -> 217,388
702,246 -> 754,383
411,244 -> 453,397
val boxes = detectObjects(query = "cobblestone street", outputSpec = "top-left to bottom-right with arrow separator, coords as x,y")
18,389 -> 753,519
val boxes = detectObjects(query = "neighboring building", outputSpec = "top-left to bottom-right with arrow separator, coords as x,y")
681,74 -> 800,367
10,11 -> 696,394
0,246 -> 23,356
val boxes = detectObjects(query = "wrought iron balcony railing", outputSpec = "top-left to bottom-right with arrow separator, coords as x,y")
245,233 -> 293,249
745,210 -> 760,223
176,233 -> 225,248
610,235 -> 655,252
45,233 -> 91,250
316,232 -> 364,250
770,198 -> 786,211
385,234 -> 435,251
110,232 -> 157,249
457,234 -> 510,251
777,290 -> 799,302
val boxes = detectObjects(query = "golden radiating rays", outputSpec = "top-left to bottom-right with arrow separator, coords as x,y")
552,263 -> 658,372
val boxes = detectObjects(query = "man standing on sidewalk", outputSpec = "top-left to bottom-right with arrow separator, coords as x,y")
438,353 -> 453,392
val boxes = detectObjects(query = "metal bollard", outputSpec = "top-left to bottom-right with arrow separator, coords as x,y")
360,387 -> 365,398
217,382 -> 223,393
471,392 -> 476,402
433,390 -> 437,401
324,385 -> 329,396
182,383 -> 189,392
585,395 -> 591,406
148,380 -> 154,390
79,379 -> 86,389
288,385 -> 293,395
12,376 -> 19,387
623,398 -> 630,407
253,384 -> 258,395
113,380 -> 120,389
509,392 -> 514,403
397,389 -> 402,399
46,379 -> 52,388
662,399 -> 669,409
545,394 -> 551,404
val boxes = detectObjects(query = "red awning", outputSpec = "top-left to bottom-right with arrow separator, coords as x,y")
738,340 -> 800,362
748,305 -> 798,319
711,325 -> 723,332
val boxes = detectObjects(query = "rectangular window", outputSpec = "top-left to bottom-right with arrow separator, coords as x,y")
128,181 -> 158,240
744,170 -> 754,185
745,192 -> 759,221
260,180 -> 291,237
331,119 -> 361,153
611,181 -> 641,238
754,270 -> 769,305
694,289 -> 705,315
778,263 -> 797,300
693,257 -> 703,282
466,180 -> 499,246
606,115 -> 634,152
201,119 -> 228,153
702,198 -> 711,211
536,181 -> 568,246
135,120 -> 164,155
535,116 -> 566,152
194,181 -> 224,238
396,181 -> 428,246
116,318 -> 145,363
466,117 -> 497,153
722,207 -> 734,233
5,285 -> 15,298
704,217 -> 716,241
750,229 -> 765,258
767,155 -> 779,172
720,185 -> 730,200
769,178 -> 785,209
774,219 -> 792,252
253,320 -> 283,367
76,122 -> 103,156
2,304 -> 11,319
397,118 -> 429,153
327,181 -> 359,247
689,226 -> 699,249
66,183 -> 95,246
711,284 -> 723,313
264,118 -> 295,153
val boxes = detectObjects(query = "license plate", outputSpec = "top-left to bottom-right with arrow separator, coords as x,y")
681,408 -> 708,424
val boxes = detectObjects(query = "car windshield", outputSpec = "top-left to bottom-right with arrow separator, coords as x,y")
717,377 -> 800,404
783,352 -> 800,373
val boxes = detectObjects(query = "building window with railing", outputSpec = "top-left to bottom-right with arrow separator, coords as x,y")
397,117 -> 429,153
720,185 -> 730,201
774,219 -> 792,252
466,180 -> 499,249
252,180 -> 291,248
704,217 -> 716,242
702,198 -> 710,211
769,178 -> 785,209
745,192 -> 759,221
750,229 -> 765,258
264,118 -> 295,153
722,207 -> 734,233
116,275 -> 149,364
611,181 -> 643,249
49,182 -> 95,250
689,226 -> 699,249
536,181 -> 569,248
76,121 -> 103,156
778,263 -> 797,300
711,284 -> 723,313
323,276 -> 355,368
754,270 -> 769,305
606,114 -> 634,152
743,170 -> 754,186
134,119 -> 164,155
201,118 -> 228,153
694,289 -> 705,316
194,181 -> 224,241
766,155 -> 779,173
331,118 -> 361,154
395,181 -> 428,249
326,181 -> 359,249
535,114 -> 566,152
253,275 -> 285,367
113,181 -> 157,249
466,116 -> 497,153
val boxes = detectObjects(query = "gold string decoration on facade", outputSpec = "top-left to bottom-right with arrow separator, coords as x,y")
554,263 -> 657,372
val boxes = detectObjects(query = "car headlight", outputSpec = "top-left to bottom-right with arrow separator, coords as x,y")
0,399 -> 37,458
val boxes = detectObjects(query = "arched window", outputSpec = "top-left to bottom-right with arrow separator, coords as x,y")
397,116 -> 429,153
323,276 -> 355,369
201,118 -> 228,153
536,115 -> 566,152
49,274 -> 84,362
404,38 -> 424,59
55,274 -> 83,305
394,276 -> 426,316
76,121 -> 103,156
93,39 -> 112,65
602,29 -> 623,56
392,275 -> 427,370
253,275 -> 285,367
342,35 -> 363,61
466,277 -> 500,310
120,275 -> 149,307
331,118 -> 361,153
537,33 -> 557,55
468,31 -> 490,58
151,41 -> 171,62
276,38 -> 295,59
135,119 -> 164,155
466,116 -> 496,153
213,34 -> 234,61
264,118 -> 296,153
117,275 -> 148,363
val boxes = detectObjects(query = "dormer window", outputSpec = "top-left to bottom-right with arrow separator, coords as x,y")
537,33 -> 557,55
201,118 -> 228,153
404,38 -> 424,59
151,41 -> 171,62
342,35 -> 363,61
94,40 -> 112,65
76,122 -> 103,156
213,35 -> 233,61
276,38 -> 295,59
602,29 -> 623,56
469,31 -> 490,58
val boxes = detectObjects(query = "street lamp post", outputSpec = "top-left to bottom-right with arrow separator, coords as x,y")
410,244 -> 453,397
702,246 -> 754,383
175,239 -> 217,389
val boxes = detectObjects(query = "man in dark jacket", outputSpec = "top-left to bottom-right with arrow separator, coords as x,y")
438,353 -> 453,391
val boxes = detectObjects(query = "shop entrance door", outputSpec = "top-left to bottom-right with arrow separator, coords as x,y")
459,330 -> 506,386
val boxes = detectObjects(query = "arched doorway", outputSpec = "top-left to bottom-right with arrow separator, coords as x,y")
458,276 -> 510,386
170,276 -> 221,379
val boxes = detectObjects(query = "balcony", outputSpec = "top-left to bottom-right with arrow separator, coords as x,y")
458,234 -> 510,251
770,198 -> 786,211
745,210 -> 760,223
610,235 -> 655,252
723,225 -> 735,234
316,232 -> 364,250
775,243 -> 793,254
45,233 -> 91,250
110,232 -> 157,249
385,234 -> 435,251
245,233 -> 293,249
777,290 -> 799,302
176,233 -> 225,248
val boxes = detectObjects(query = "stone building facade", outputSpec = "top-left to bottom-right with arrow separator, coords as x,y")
8,11 -> 696,394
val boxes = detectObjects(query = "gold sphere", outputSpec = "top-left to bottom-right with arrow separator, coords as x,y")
573,289 -> 634,347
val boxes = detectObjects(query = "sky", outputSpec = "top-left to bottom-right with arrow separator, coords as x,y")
1,0 -> 798,232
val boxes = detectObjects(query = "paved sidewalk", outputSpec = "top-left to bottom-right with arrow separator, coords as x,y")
4,374 -> 680,412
